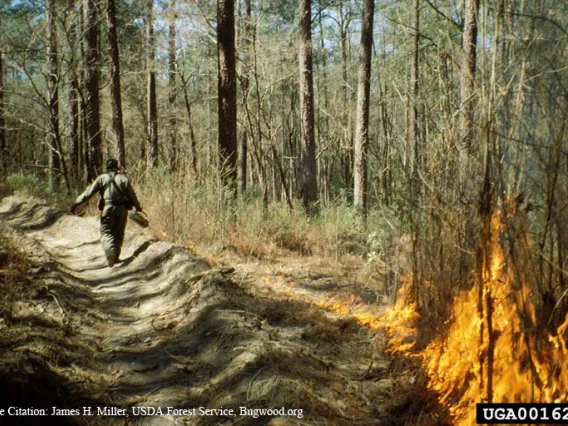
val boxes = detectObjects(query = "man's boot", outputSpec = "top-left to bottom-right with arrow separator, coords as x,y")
108,254 -> 117,268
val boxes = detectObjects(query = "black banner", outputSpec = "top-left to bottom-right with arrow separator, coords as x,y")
477,404 -> 568,424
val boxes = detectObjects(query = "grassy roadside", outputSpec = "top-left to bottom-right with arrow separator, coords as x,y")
3,172 -> 407,300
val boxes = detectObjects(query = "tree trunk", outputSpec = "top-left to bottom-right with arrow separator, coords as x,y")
299,0 -> 318,214
217,0 -> 237,188
65,0 -> 80,182
79,0 -> 87,180
181,77 -> 198,176
0,49 -> 5,175
107,0 -> 125,168
339,0 -> 352,189
408,0 -> 421,299
318,12 -> 330,204
458,0 -> 480,189
238,131 -> 247,192
69,76 -> 80,181
168,0 -> 177,172
147,0 -> 158,169
84,0 -> 102,181
238,0 -> 251,195
353,0 -> 374,214
410,0 -> 420,171
47,0 -> 61,190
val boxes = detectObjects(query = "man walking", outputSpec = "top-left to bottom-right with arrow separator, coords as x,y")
71,159 -> 142,267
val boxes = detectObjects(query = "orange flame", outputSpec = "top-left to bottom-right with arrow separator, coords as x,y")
381,274 -> 421,354
383,212 -> 568,425
270,209 -> 567,426
311,293 -> 386,331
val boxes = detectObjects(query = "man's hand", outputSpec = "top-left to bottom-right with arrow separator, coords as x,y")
70,204 -> 78,215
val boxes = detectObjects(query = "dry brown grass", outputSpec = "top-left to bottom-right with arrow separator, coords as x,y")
132,169 -> 405,298
0,230 -> 33,325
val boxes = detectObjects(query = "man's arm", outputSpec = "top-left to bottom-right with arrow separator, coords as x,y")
74,176 -> 103,206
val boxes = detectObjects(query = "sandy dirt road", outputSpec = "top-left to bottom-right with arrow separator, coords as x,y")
0,196 -> 431,426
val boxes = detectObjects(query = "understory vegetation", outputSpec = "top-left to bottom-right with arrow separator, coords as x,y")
2,0 -> 568,423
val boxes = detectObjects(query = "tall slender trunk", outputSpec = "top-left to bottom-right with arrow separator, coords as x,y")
181,78 -> 198,176
168,0 -> 177,171
84,0 -> 102,181
299,0 -> 318,214
408,0 -> 421,300
217,0 -> 237,187
0,49 -> 5,175
410,0 -> 420,171
458,0 -> 480,189
47,0 -> 61,190
66,0 -> 80,182
339,0 -> 351,188
79,0 -> 87,180
353,0 -> 374,214
147,0 -> 158,168
319,12 -> 330,204
238,0 -> 251,194
238,131 -> 247,192
69,76 -> 80,181
107,0 -> 125,168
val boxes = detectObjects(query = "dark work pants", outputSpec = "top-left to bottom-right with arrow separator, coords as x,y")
100,205 -> 128,259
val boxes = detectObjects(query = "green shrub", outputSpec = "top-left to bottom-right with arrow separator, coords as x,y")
6,173 -> 45,197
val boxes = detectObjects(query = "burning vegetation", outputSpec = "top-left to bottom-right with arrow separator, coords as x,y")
382,212 -> 568,425
291,209 -> 568,426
